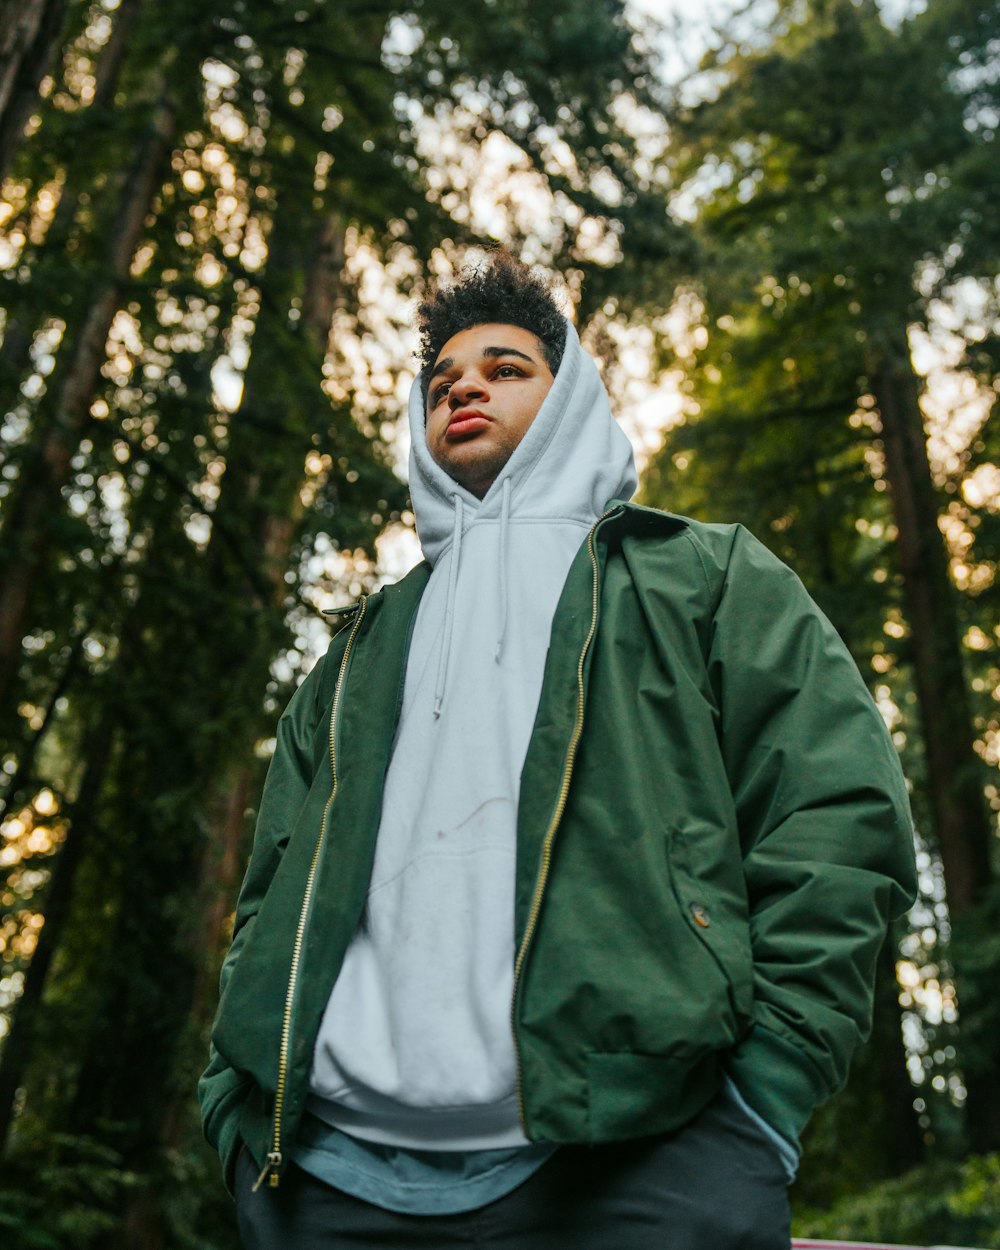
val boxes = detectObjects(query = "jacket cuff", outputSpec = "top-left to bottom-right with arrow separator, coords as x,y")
199,1064 -> 251,1197
725,1022 -> 829,1149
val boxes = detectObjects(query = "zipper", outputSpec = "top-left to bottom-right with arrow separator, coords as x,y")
509,507 -> 620,1130
253,594 -> 369,1191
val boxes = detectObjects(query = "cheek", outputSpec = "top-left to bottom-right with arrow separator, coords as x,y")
426,411 -> 445,444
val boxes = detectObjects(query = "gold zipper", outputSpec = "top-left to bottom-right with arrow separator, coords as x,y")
253,595 -> 368,1191
510,508 -> 618,1129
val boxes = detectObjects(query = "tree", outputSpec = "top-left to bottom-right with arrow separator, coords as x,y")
0,1 -> 676,1243
0,0 -> 70,181
644,0 -> 1000,1158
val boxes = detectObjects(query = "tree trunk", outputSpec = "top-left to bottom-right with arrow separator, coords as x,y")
803,449 -> 925,1171
302,214 -> 346,350
0,0 -> 142,384
210,206 -> 345,567
187,766 -> 256,1034
101,209 -> 349,1246
873,931 -> 924,1173
0,625 -> 83,819
0,0 -> 68,181
105,764 -> 254,1250
0,84 -> 177,713
0,712 -> 116,1152
871,335 -> 1000,1152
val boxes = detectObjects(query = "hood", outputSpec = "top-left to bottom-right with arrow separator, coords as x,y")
407,319 -> 638,565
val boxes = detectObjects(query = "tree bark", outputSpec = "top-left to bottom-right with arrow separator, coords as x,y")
106,764 -> 254,1250
0,625 -> 83,816
210,206 -> 346,567
0,0 -> 68,181
0,711 -> 115,1152
871,334 -> 1000,1152
302,214 -> 347,352
872,346 -> 993,908
102,209 -> 349,1247
0,84 -> 177,713
187,767 -> 256,1035
793,448 -> 926,1170
0,0 -> 142,383
873,931 -> 925,1173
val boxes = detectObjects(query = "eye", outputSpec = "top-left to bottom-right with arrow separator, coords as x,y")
493,363 -> 524,379
430,380 -> 451,406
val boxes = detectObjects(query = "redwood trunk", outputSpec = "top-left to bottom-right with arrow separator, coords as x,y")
0,0 -> 68,180
111,211 -> 347,1245
0,86 -> 177,712
0,713 -> 115,1151
107,764 -> 254,1250
872,338 -> 999,1151
804,451 -> 924,1171
0,0 -> 142,382
873,932 -> 924,1174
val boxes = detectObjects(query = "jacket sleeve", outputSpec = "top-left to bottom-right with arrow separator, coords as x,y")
706,525 -> 917,1149
198,649 -> 332,1189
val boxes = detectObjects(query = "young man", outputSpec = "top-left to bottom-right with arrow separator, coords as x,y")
200,252 -> 917,1249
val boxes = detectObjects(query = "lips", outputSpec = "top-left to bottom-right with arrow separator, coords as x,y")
446,408 -> 492,438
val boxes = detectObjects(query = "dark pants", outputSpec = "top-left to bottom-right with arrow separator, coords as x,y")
234,1094 -> 791,1249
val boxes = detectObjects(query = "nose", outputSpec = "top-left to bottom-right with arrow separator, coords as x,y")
448,371 -> 488,408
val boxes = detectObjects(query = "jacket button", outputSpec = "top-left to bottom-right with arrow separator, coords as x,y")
690,903 -> 710,929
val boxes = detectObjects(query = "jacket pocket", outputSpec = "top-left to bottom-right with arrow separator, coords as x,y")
666,828 -> 754,1032
586,1050 -> 720,1141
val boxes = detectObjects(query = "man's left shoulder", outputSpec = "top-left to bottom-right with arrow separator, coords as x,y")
614,501 -> 740,543
614,502 -> 758,573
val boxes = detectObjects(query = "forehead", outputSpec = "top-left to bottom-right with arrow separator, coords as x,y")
432,323 -> 544,370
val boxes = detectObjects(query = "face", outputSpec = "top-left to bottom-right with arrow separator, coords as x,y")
425,323 -> 555,498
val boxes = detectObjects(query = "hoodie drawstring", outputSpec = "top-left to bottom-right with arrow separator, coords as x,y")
433,495 -> 464,718
432,479 -> 512,716
494,478 -> 511,663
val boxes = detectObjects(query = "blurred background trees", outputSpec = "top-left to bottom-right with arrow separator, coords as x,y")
641,0 -> 1000,1237
0,0 -> 997,1245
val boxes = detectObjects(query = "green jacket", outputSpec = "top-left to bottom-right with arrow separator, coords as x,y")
199,503 -> 917,1192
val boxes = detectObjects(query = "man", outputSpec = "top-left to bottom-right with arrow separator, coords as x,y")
200,251 -> 917,1249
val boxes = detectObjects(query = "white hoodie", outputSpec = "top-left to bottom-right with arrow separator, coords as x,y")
307,320 -> 637,1149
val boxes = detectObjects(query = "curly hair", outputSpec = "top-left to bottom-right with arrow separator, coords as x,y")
416,250 -> 567,380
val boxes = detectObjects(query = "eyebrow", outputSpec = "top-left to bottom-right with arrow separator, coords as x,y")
429,344 -> 537,383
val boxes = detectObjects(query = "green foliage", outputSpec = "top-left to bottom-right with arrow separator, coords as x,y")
643,0 -> 1000,1200
946,883 -> 1000,1084
0,1131 -> 136,1249
3,0 -> 996,1236
0,0 -> 678,1243
793,1151 -> 1000,1246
